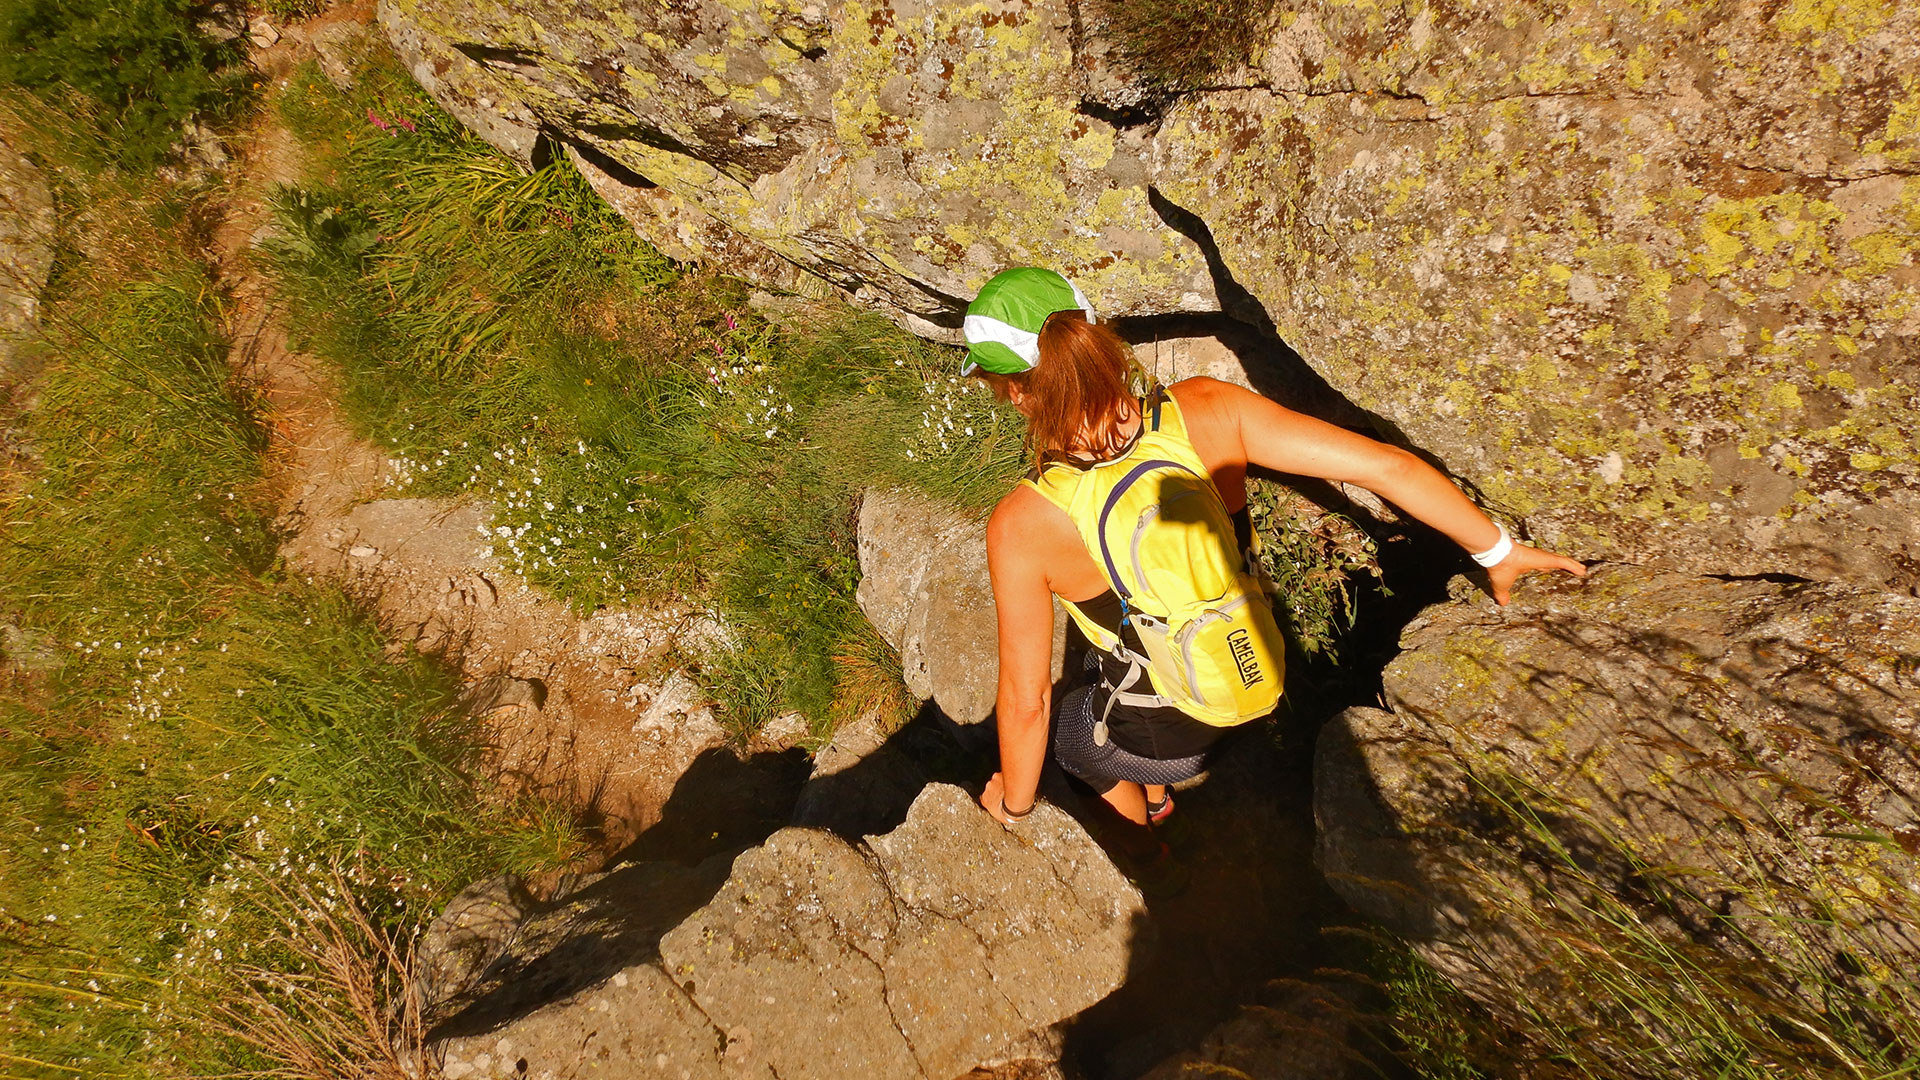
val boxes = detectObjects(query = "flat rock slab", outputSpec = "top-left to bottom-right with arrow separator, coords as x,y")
436,784 -> 1145,1080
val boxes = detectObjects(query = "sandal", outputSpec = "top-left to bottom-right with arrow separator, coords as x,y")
1145,791 -> 1174,825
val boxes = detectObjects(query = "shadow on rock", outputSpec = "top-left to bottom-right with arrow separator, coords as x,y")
422,709 -> 988,1043
795,699 -> 1004,838
424,664 -> 1362,1076
1055,724 -> 1344,1079
609,744 -> 812,866
424,743 -> 811,1040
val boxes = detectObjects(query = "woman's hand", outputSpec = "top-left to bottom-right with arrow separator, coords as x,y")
1486,543 -> 1587,605
980,772 -> 1021,824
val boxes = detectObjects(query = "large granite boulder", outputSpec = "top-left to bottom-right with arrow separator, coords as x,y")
380,0 -> 1919,586
855,486 -> 1070,726
1315,565 -> 1920,1051
1151,0 -> 1920,584
431,784 -> 1146,1080
376,0 -> 1216,340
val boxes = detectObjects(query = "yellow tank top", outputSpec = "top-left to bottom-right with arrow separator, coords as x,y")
1022,390 -> 1285,727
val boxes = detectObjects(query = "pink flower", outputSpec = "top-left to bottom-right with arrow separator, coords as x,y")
724,313 -> 736,330
366,108 -> 391,131
395,115 -> 417,134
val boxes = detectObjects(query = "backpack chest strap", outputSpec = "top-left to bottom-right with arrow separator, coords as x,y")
1093,643 -> 1174,747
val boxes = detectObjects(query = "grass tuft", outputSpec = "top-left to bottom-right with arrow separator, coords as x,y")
1360,725 -> 1920,1079
1090,0 -> 1279,88
210,868 -> 437,1080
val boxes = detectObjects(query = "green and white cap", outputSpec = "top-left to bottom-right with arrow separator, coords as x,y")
961,267 -> 1097,375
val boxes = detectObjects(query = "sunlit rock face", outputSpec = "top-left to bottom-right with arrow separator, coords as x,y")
428,785 -> 1145,1080
1316,564 -> 1920,1050
382,0 -> 1918,585
377,0 -> 1219,341
1151,0 -> 1920,585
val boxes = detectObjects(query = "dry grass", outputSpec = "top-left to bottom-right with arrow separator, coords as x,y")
1090,0 -> 1279,88
828,622 -> 914,738
211,871 -> 438,1080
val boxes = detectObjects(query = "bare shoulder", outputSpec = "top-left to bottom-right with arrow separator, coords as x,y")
1166,375 -> 1242,405
986,483 -> 1048,551
1165,377 -> 1260,472
1166,376 -> 1267,429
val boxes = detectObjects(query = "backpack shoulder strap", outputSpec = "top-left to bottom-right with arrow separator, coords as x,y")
1092,457 -> 1198,602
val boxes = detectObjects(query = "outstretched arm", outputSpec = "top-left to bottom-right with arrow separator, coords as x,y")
1191,379 -> 1585,604
981,492 -> 1056,822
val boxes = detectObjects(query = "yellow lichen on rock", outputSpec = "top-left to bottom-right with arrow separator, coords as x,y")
1150,0 -> 1919,583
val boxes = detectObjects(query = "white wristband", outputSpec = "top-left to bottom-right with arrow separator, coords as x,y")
1471,524 -> 1513,568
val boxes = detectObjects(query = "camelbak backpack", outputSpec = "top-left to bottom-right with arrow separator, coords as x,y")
1029,391 -> 1285,736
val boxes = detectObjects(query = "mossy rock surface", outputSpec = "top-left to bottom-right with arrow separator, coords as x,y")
379,0 -> 1918,582
1315,564 -> 1920,1053
0,137 -> 54,375
377,0 -> 1217,337
1150,0 -> 1920,583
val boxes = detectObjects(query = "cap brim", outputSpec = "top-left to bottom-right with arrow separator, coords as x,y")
962,339 -> 1032,376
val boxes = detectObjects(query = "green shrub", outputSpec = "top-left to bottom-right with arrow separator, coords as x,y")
260,0 -> 329,21
1246,477 -> 1381,664
0,0 -> 246,166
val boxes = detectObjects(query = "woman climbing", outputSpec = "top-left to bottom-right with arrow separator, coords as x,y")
964,267 -> 1585,871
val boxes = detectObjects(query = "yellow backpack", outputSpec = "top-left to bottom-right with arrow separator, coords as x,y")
1029,391 -> 1285,735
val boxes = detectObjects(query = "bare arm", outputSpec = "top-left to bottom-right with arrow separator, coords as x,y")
1184,379 -> 1585,603
981,490 -> 1056,822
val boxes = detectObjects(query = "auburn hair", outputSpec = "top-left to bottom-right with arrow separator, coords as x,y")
975,311 -> 1145,470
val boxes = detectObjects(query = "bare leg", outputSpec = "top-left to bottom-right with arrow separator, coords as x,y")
1101,779 -> 1149,826
1144,783 -> 1167,807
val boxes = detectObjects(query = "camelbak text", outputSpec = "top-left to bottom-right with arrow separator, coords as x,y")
1226,628 -> 1262,687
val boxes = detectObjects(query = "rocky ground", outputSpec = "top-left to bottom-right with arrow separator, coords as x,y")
205,20 -> 1383,1078
206,6 -> 1920,1076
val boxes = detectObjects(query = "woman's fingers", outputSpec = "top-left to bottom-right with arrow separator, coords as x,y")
1488,545 -> 1587,606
